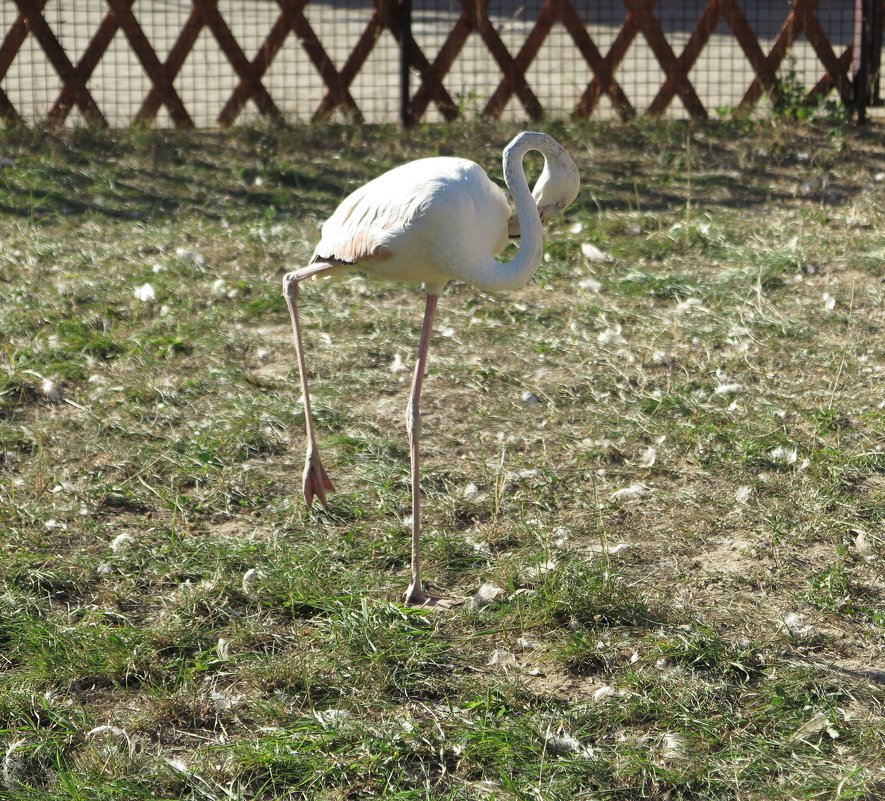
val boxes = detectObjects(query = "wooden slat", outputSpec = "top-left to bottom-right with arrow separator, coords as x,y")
409,10 -> 471,120
137,3 -> 204,124
484,0 -> 558,119
625,0 -> 707,118
0,85 -> 20,122
388,2 -> 459,122
49,0 -> 129,124
14,0 -> 106,125
574,4 -> 640,118
274,0 -> 363,121
191,0 -> 281,125
808,45 -> 853,100
218,9 -> 291,125
106,0 -> 194,127
401,42 -> 460,122
647,0 -> 719,116
474,1 -> 543,118
313,8 -> 383,120
807,45 -> 854,100
0,0 -> 42,79
796,0 -> 852,101
719,0 -> 773,107
0,85 -> 19,123
0,0 -> 45,122
737,0 -> 804,109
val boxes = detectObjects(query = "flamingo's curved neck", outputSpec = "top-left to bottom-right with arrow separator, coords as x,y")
476,132 -> 549,292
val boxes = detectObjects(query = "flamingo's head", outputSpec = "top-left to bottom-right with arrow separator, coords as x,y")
532,141 -> 581,224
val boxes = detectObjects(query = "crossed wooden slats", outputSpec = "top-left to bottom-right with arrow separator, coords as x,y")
640,0 -> 716,118
415,0 -> 713,121
216,0 -> 299,125
566,2 -> 636,120
222,0 -> 362,124
194,0 -> 282,125
736,0 -> 805,108
13,0 -> 106,124
723,0 -> 852,111
411,0 -> 547,120
1,0 -> 377,127
716,0 -> 775,108
409,5 -> 472,120
311,0 -> 383,122
572,0 -> 853,119
475,1 -> 543,118
106,0 -> 195,127
412,0 -> 706,121
811,47 -> 853,100
221,0 -> 407,124
0,0 -> 870,127
574,8 -> 640,118
48,0 -> 130,126
136,3 -> 204,125
794,0 -> 853,102
408,0 -> 532,121
0,0 -> 45,123
7,0 -> 196,127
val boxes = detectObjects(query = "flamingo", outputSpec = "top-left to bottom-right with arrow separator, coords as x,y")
283,131 -> 580,607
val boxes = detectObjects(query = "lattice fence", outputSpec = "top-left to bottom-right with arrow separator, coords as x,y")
1,0 -> 882,128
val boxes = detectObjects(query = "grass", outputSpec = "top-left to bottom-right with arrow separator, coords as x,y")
0,116 -> 883,800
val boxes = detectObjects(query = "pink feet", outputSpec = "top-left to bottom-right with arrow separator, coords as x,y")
302,447 -> 334,508
404,582 -> 461,610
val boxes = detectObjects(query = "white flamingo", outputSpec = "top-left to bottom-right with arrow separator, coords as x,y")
283,131 -> 580,607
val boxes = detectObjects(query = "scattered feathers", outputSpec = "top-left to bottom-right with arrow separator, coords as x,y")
133,283 -> 156,302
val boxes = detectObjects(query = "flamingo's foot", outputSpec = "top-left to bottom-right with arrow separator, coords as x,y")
302,449 -> 334,509
404,583 -> 462,610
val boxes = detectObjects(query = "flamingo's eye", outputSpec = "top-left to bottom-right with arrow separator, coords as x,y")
556,200 -> 566,209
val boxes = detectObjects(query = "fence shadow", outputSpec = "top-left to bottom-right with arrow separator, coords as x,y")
2,123 -> 881,227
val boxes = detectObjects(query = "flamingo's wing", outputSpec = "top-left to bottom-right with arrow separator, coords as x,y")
311,160 -> 444,266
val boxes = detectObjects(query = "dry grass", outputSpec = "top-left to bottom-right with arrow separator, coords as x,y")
0,117 -> 883,800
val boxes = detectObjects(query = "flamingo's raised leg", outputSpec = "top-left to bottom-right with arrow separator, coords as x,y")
282,264 -> 337,508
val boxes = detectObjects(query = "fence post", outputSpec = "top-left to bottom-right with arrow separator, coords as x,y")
869,0 -> 883,107
400,0 -> 414,126
854,0 -> 882,121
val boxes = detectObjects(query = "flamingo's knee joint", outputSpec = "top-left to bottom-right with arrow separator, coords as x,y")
282,273 -> 299,297
406,402 -> 421,440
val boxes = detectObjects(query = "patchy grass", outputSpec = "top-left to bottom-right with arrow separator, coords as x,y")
0,117 -> 883,800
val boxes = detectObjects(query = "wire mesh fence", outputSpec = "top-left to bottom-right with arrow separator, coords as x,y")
1,0 -> 881,128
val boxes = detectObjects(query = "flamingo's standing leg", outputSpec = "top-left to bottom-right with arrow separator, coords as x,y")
282,266 -> 336,508
404,293 -> 439,607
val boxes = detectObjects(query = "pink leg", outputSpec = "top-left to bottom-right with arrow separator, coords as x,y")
282,266 -> 335,508
404,293 -> 439,606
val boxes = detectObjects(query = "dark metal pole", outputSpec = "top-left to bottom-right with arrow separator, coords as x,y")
400,0 -> 414,126
854,0 -> 881,122
854,0 -> 869,121
870,0 -> 882,107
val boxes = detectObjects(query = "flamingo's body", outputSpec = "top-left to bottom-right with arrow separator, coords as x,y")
312,157 -> 513,292
283,132 -> 580,607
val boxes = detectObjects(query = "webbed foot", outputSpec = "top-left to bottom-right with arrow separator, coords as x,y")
303,448 -> 334,508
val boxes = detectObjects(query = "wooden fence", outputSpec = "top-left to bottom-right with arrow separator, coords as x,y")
1,0 -> 882,128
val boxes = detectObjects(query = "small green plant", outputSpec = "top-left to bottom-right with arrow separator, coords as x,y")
772,55 -> 850,122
